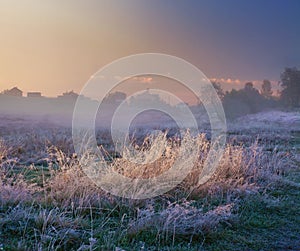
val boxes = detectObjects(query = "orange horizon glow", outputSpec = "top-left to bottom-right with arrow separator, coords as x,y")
0,1 -> 293,100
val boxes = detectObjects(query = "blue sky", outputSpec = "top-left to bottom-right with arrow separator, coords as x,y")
128,0 -> 300,80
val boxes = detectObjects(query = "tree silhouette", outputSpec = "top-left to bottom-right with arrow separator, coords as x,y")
280,67 -> 300,107
244,82 -> 254,91
212,81 -> 225,99
261,79 -> 273,98
223,82 -> 267,118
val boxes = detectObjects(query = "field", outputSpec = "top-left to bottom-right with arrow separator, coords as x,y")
0,110 -> 299,250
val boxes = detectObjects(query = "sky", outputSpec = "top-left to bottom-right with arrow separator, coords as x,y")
0,0 -> 300,97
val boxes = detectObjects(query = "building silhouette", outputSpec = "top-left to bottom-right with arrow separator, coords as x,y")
2,87 -> 23,97
57,90 -> 79,100
27,92 -> 42,98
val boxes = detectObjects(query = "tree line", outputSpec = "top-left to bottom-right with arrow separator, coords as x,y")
213,67 -> 300,119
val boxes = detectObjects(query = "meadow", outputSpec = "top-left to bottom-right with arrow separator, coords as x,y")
0,110 -> 299,250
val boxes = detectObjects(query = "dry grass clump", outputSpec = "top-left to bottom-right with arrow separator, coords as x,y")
0,205 -> 90,250
46,131 -> 295,204
0,139 -> 9,161
1,129 -> 292,209
112,133 -> 181,179
0,172 -> 35,206
128,200 -> 235,236
110,132 -> 205,181
107,132 -> 293,200
0,139 -> 36,206
46,168 -> 106,209
186,143 -> 258,197
186,140 -> 297,198
45,147 -> 108,208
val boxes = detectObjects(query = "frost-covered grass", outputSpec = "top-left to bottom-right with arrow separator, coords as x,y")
0,110 -> 299,250
234,110 -> 300,129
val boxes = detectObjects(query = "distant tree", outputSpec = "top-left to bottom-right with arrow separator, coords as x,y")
103,91 -> 126,105
223,82 -> 267,119
244,82 -> 254,91
212,81 -> 224,99
261,79 -> 273,98
223,89 -> 251,119
242,82 -> 263,111
280,67 -> 300,107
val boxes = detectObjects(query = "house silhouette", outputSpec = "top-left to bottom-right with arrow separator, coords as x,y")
3,87 -> 23,97
57,90 -> 79,100
27,92 -> 42,98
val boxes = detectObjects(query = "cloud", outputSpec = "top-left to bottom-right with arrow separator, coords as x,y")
210,78 -> 241,85
133,76 -> 153,84
111,76 -> 154,84
210,77 -> 280,92
90,75 -> 105,80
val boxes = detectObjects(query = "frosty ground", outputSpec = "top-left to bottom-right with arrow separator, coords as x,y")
0,109 -> 299,250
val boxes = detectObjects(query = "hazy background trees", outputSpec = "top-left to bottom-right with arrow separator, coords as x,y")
280,67 -> 300,107
261,79 -> 273,98
211,66 -> 300,119
222,82 -> 267,119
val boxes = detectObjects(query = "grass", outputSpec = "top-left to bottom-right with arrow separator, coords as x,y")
0,123 -> 299,250
205,173 -> 300,251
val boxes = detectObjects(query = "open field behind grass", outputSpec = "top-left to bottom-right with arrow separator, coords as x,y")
0,110 -> 299,250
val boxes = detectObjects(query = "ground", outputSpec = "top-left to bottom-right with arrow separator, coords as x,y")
0,109 -> 299,250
